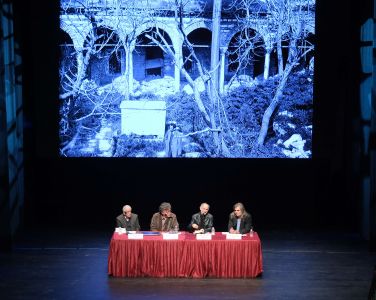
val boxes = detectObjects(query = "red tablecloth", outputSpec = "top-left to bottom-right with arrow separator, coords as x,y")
108,232 -> 263,278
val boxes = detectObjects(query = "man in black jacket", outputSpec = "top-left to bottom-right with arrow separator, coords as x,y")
188,203 -> 214,234
228,202 -> 252,234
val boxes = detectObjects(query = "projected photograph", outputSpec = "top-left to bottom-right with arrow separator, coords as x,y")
59,0 -> 315,158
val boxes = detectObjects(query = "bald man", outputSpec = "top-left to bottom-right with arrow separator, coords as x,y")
188,203 -> 214,234
116,205 -> 140,231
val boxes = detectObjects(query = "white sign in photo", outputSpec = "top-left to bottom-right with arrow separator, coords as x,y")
120,100 -> 166,138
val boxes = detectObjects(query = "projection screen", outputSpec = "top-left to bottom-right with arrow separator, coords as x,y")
59,0 -> 315,158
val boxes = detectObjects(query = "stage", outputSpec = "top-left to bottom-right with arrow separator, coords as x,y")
0,228 -> 374,300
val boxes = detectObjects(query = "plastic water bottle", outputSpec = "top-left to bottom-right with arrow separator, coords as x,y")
174,224 -> 179,233
249,227 -> 254,237
211,227 -> 215,235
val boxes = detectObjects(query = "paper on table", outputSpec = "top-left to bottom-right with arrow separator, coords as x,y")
196,233 -> 212,240
226,233 -> 242,240
128,233 -> 144,240
115,228 -> 127,234
162,233 -> 179,240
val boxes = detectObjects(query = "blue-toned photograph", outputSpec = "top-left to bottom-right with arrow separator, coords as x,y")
59,0 -> 315,158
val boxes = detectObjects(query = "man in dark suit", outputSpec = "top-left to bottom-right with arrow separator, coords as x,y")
228,202 -> 252,234
188,203 -> 214,233
116,205 -> 141,231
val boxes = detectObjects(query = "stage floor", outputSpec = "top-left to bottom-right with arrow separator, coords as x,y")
0,228 -> 375,300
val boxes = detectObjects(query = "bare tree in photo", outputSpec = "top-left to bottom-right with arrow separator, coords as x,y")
109,0 -> 163,101
59,0 -> 161,154
256,0 -> 314,146
228,0 -> 314,148
60,3 -> 113,152
146,0 -> 231,156
226,0 -> 267,84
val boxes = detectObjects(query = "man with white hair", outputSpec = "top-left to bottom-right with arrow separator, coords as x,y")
116,205 -> 140,231
188,203 -> 213,234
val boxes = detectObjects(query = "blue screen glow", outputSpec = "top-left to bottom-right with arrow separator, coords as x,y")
59,0 -> 315,158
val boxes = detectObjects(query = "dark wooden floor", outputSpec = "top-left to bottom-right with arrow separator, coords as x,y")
0,228 -> 375,300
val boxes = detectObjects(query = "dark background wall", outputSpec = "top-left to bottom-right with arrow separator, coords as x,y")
13,0 -> 365,233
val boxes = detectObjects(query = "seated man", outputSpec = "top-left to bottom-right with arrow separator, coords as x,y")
188,203 -> 213,234
228,202 -> 252,234
116,205 -> 140,231
150,202 -> 179,231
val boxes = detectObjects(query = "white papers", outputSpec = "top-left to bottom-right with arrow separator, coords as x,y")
162,233 -> 179,240
196,234 -> 212,240
226,233 -> 242,240
127,233 -> 144,240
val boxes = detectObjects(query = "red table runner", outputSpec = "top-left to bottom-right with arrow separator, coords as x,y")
108,232 -> 263,278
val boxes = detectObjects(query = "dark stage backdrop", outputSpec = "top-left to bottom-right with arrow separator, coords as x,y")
16,0 -> 361,231
26,159 -> 318,231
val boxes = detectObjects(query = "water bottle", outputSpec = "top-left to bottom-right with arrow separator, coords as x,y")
211,227 -> 215,235
174,224 -> 179,233
249,227 -> 254,237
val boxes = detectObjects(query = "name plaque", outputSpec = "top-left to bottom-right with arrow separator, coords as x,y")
226,234 -> 242,240
128,233 -> 144,240
115,228 -> 127,235
162,233 -> 179,240
196,234 -> 212,240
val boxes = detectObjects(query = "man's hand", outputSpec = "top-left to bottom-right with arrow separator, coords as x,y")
192,224 -> 199,229
163,211 -> 171,218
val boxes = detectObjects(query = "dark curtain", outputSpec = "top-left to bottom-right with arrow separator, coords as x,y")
0,0 -> 24,250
